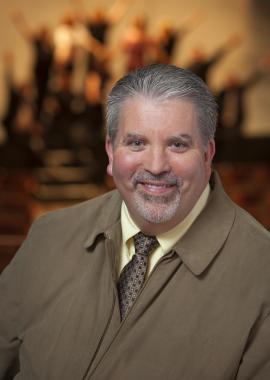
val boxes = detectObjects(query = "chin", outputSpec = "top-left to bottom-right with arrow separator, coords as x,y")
134,195 -> 181,225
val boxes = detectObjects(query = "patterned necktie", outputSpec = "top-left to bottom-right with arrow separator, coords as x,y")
117,232 -> 159,320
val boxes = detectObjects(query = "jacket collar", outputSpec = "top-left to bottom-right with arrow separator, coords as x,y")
83,190 -> 123,249
173,171 -> 236,276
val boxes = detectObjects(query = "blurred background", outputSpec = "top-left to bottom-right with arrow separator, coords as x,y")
0,0 -> 270,271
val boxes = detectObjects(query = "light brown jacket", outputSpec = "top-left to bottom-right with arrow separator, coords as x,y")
0,172 -> 270,379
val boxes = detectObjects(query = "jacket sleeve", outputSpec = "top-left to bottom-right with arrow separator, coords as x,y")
236,313 -> 270,380
0,234 -> 31,379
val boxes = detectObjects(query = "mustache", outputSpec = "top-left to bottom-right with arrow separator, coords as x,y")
132,171 -> 182,187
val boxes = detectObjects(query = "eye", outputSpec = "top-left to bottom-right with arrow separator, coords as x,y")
172,142 -> 184,148
127,139 -> 145,151
169,140 -> 189,152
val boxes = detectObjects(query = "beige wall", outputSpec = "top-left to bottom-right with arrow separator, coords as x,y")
0,0 -> 269,136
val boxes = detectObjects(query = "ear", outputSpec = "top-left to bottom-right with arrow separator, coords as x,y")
204,139 -> 216,177
205,138 -> 216,162
105,135 -> 114,177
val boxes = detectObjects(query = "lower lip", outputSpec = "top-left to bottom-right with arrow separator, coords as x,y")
138,183 -> 176,196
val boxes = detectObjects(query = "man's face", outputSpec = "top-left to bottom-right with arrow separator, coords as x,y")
106,96 -> 215,235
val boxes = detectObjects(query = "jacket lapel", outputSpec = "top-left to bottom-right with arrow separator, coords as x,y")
173,171 -> 236,275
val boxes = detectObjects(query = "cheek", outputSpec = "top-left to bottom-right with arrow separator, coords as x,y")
112,152 -> 140,181
170,154 -> 206,181
170,155 -> 195,176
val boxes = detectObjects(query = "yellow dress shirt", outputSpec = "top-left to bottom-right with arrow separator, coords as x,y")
119,184 -> 210,277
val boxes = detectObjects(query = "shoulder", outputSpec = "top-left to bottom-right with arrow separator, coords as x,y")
33,189 -> 120,230
20,189 -> 121,256
208,170 -> 270,264
10,189 -> 121,271
217,196 -> 270,299
232,203 -> 270,253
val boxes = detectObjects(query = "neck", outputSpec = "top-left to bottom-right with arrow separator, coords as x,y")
133,212 -> 189,236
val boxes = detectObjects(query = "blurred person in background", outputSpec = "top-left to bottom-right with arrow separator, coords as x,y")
187,34 -> 242,85
154,9 -> 203,64
9,9 -> 54,119
0,52 -> 43,169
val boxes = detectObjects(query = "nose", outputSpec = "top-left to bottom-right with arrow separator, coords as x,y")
143,146 -> 171,175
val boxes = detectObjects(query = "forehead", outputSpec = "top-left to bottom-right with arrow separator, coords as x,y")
118,96 -> 199,135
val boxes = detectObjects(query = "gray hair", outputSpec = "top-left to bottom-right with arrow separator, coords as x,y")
106,64 -> 218,147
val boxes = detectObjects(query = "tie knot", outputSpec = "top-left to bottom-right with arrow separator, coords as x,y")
133,232 -> 159,257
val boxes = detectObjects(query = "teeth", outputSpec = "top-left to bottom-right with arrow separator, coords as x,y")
144,183 -> 170,188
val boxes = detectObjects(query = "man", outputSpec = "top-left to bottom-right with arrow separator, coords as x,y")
0,64 -> 270,379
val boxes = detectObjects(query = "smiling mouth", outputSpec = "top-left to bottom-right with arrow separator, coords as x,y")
138,181 -> 176,195
133,171 -> 181,196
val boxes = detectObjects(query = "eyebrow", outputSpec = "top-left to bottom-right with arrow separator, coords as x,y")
125,133 -> 145,138
122,133 -> 194,145
167,134 -> 193,144
122,133 -> 146,142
